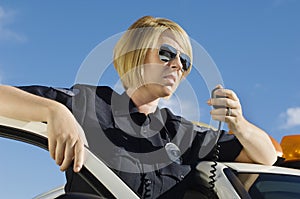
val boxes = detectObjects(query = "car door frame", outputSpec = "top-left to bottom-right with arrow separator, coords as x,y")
0,116 -> 139,199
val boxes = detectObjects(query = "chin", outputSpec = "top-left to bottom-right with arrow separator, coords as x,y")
146,84 -> 176,98
160,86 -> 175,98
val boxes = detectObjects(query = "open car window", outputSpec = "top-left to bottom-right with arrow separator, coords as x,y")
0,116 -> 139,199
0,137 -> 65,198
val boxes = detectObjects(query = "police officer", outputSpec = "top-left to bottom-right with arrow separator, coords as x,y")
0,16 -> 277,198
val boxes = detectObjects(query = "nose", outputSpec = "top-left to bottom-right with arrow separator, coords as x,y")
168,52 -> 183,71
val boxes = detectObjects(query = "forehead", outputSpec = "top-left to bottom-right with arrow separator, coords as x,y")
157,31 -> 184,52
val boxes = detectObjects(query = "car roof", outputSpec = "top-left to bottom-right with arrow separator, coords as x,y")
222,162 -> 300,176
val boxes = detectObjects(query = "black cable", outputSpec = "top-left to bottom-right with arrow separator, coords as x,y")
208,121 -> 222,197
208,143 -> 220,190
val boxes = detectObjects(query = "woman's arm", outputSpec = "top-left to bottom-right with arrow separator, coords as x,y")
0,85 -> 86,172
208,85 -> 277,165
230,119 -> 277,165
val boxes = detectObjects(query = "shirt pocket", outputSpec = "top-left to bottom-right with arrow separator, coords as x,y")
109,146 -> 142,174
160,162 -> 191,181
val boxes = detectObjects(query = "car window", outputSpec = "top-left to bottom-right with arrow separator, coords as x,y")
237,173 -> 300,199
0,137 -> 66,199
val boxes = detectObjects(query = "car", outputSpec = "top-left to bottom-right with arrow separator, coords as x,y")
1,115 -> 300,199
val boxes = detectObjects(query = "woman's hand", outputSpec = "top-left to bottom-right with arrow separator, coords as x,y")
47,102 -> 87,172
0,85 -> 87,172
207,84 -> 246,134
207,85 -> 277,165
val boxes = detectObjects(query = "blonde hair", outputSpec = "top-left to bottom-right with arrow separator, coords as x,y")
113,16 -> 193,90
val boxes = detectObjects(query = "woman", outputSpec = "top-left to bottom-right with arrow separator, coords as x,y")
0,16 -> 277,198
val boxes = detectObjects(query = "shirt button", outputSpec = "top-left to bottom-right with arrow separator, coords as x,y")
180,175 -> 185,179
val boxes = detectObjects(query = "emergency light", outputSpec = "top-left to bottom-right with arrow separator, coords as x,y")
281,135 -> 300,161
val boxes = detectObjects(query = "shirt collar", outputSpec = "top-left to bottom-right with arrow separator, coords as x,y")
111,91 -> 139,116
111,91 -> 165,122
111,91 -> 169,135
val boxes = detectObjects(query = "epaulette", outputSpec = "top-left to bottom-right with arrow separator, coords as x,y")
52,87 -> 79,97
192,121 -> 217,131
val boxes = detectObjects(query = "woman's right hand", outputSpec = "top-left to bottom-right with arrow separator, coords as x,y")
47,102 -> 87,173
0,85 -> 87,172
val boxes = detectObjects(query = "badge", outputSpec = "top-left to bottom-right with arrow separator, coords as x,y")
165,142 -> 182,164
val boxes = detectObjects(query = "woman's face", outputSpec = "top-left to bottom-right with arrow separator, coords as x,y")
142,32 -> 187,98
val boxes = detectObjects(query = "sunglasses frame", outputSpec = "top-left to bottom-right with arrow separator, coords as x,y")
158,44 -> 191,72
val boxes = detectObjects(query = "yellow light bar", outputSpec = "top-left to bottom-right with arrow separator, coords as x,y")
269,135 -> 283,157
280,135 -> 300,161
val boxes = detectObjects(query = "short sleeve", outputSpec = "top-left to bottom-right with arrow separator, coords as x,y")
17,85 -> 74,110
206,131 -> 243,161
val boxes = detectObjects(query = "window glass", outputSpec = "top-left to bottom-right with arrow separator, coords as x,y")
237,172 -> 300,199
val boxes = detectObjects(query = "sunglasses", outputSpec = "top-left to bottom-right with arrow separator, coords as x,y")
158,44 -> 191,72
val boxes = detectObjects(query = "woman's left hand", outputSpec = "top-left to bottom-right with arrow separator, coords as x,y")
207,85 -> 246,134
207,85 -> 277,165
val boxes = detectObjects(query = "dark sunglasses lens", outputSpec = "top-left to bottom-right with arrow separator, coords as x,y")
159,50 -> 172,62
159,45 -> 177,62
180,54 -> 191,71
159,44 -> 191,71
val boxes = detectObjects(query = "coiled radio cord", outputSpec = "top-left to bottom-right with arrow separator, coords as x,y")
208,121 -> 222,197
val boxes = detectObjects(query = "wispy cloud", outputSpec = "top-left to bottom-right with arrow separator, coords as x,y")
280,107 -> 300,129
0,5 -> 26,42
159,95 -> 200,122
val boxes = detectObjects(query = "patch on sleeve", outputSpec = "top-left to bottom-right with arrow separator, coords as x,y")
52,87 -> 79,97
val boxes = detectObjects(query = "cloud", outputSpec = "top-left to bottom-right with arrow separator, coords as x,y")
0,5 -> 26,42
159,95 -> 200,122
280,107 -> 300,129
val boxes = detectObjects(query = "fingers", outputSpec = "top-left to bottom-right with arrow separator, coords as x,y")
47,106 -> 86,173
49,133 -> 85,173
210,108 -> 236,122
208,97 -> 239,109
73,139 -> 85,172
55,139 -> 66,166
211,86 -> 239,101
208,86 -> 247,134
59,138 -> 85,172
48,137 -> 57,160
208,86 -> 242,123
211,107 -> 236,117
59,140 -> 74,171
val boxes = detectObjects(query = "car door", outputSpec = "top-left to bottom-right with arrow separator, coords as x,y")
0,116 -> 139,199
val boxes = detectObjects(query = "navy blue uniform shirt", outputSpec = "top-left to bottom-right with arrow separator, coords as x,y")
18,84 -> 243,199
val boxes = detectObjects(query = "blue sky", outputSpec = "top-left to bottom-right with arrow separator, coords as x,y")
0,0 -> 299,198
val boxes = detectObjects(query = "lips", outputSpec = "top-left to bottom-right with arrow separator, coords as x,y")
163,74 -> 176,85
